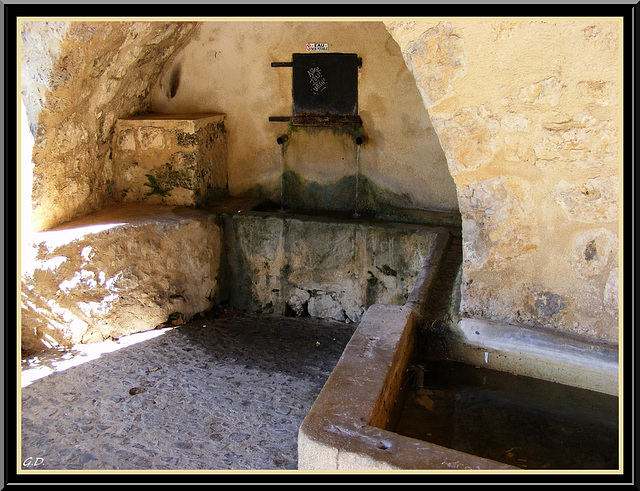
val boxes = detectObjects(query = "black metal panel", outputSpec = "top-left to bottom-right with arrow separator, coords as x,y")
292,53 -> 359,118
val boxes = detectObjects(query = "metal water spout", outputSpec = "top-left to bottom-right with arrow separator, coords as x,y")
277,134 -> 289,145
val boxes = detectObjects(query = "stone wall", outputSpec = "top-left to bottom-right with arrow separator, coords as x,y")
225,214 -> 440,322
20,19 -> 622,347
147,21 -> 458,215
21,21 -> 200,232
385,20 -> 621,342
111,113 -> 228,206
21,205 -> 224,355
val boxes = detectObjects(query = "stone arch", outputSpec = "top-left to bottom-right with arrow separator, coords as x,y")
385,19 -> 621,342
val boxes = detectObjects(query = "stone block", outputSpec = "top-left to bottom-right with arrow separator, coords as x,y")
20,204 -> 224,354
226,213 -> 439,323
112,113 -> 228,206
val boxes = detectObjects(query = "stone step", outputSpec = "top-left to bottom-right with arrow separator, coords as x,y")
21,203 -> 224,355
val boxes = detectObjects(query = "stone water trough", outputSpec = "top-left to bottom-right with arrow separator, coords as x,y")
297,230 -> 619,470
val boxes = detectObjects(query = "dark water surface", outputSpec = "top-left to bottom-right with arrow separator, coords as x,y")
393,360 -> 619,470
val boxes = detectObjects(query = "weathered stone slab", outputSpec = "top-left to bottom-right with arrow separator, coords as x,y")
452,318 -> 619,395
112,113 -> 228,206
225,213 -> 440,323
20,204 -> 224,355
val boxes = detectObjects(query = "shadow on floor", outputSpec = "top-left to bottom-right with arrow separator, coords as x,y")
20,308 -> 356,472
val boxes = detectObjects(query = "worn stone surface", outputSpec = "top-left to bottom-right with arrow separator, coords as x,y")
399,22 -> 467,109
20,204 -> 223,355
517,76 -> 564,106
112,113 -> 228,206
385,19 -> 621,342
570,228 -> 618,279
459,177 -> 539,271
533,110 -> 618,170
226,214 -> 439,323
431,105 -> 501,177
20,309 -> 356,471
552,176 -> 619,223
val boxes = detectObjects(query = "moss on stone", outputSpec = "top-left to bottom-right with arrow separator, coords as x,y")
243,168 -> 432,217
367,273 -> 380,287
175,130 -> 199,147
377,264 -> 398,277
198,184 -> 229,207
143,173 -> 171,197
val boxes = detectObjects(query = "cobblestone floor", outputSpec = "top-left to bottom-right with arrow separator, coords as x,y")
20,308 -> 356,473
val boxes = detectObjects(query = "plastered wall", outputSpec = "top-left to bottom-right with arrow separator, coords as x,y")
148,21 -> 458,214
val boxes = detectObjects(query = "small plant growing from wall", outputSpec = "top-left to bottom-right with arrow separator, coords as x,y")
144,174 -> 171,197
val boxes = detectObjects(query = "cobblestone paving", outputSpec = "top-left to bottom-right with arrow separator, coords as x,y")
20,308 -> 356,472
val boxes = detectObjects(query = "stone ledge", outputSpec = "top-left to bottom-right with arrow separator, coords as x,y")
451,318 -> 619,396
20,203 -> 224,355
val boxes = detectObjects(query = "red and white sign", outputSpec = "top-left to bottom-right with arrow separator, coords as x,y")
306,43 -> 328,52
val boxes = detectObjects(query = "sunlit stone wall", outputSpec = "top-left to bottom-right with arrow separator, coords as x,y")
386,20 -> 621,342
20,206 -> 223,355
20,21 -> 199,232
